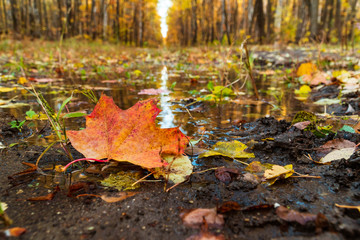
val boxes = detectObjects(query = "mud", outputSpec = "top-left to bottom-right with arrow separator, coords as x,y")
1,110 -> 359,240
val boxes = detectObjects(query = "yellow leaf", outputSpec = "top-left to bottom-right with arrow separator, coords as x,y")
297,63 -> 317,77
264,164 -> 294,180
0,86 -> 16,93
294,85 -> 311,95
18,77 -> 28,85
153,154 -> 193,184
199,140 -> 255,159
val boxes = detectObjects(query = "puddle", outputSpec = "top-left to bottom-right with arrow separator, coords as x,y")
0,63 -> 325,144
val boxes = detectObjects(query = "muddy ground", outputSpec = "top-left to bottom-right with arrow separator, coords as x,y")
1,106 -> 359,240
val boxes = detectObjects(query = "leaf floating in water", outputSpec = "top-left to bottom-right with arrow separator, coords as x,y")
199,141 -> 255,159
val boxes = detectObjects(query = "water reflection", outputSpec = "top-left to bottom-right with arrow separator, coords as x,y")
158,66 -> 175,128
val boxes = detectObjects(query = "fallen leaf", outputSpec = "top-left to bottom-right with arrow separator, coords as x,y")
264,165 -> 294,180
294,85 -> 311,94
180,208 -> 224,229
217,201 -> 241,213
0,86 -> 16,93
276,206 -> 317,225
2,227 -> 26,237
186,231 -> 225,240
199,141 -> 255,159
297,62 -> 317,77
302,72 -> 330,85
293,121 -> 311,130
320,147 -> 355,163
67,95 -> 188,168
27,186 -> 60,201
339,125 -> 355,133
101,171 -> 141,191
153,154 -> 193,184
314,98 -> 340,105
215,168 -> 240,184
335,204 -> 360,212
245,161 -> 294,185
138,88 -> 170,95
318,139 -> 356,155
100,192 -> 138,203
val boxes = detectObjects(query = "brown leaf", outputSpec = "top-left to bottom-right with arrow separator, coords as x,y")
100,192 -> 138,203
67,182 -> 92,197
217,201 -> 241,213
180,208 -> 224,229
276,206 -> 317,225
76,192 -> 138,203
27,186 -> 60,201
215,168 -> 240,184
293,121 -> 311,130
318,139 -> 356,154
9,162 -> 37,178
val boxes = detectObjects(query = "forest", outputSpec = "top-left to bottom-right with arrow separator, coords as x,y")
0,0 -> 359,46
0,0 -> 360,240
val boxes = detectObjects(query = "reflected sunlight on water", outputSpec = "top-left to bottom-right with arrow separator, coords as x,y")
158,66 -> 175,128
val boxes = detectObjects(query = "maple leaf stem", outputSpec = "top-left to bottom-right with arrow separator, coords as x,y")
63,158 -> 109,172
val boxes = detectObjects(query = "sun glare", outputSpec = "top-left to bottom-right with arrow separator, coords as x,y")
157,0 -> 172,38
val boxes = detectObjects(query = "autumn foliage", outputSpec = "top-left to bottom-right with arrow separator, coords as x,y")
67,95 -> 188,168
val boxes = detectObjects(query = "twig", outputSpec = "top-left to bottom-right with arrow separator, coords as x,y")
131,172 -> 153,187
62,158 -> 109,172
192,166 -> 225,175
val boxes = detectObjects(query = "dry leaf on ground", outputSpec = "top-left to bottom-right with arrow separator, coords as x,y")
67,95 -> 188,168
199,141 -> 255,159
276,206 -> 317,225
180,208 -> 224,229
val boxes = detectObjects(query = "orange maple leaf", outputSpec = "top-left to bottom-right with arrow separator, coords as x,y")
67,95 -> 188,168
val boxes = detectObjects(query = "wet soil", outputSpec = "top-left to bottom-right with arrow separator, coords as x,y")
1,110 -> 359,240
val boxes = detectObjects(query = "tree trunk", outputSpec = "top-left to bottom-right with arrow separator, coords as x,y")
36,0 -> 44,36
223,0 -> 231,45
266,0 -> 274,43
348,0 -> 358,49
325,0 -> 334,41
102,0 -> 107,40
233,0 -> 238,42
295,0 -> 309,43
335,0 -> 341,43
2,0 -> 8,34
42,0 -> 49,38
115,0 -> 120,41
10,0 -> 19,33
254,0 -> 265,43
137,0 -> 143,46
274,0 -> 283,43
247,0 -> 254,35
90,0 -> 96,39
309,0 -> 319,41
191,0 -> 197,45
57,0 -> 63,38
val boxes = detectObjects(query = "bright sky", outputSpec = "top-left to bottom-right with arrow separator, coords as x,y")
157,0 -> 172,38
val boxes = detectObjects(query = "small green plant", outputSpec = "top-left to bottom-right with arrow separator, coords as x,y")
9,120 -> 26,132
